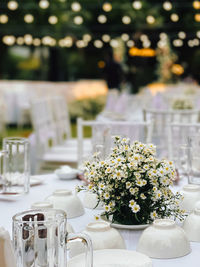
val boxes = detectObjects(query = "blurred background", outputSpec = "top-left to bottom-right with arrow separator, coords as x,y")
0,0 -> 200,152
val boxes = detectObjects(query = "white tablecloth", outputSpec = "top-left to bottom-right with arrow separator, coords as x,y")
0,174 -> 200,267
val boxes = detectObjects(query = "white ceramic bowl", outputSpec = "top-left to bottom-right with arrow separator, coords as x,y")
83,192 -> 103,210
183,207 -> 200,242
69,221 -> 126,257
45,189 -> 84,219
54,167 -> 78,180
31,201 -> 53,209
68,249 -> 152,267
180,184 -> 200,212
137,219 -> 191,259
30,201 -> 74,233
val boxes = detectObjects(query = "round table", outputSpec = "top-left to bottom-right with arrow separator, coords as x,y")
0,174 -> 200,267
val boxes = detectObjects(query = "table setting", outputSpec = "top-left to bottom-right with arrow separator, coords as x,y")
1,136 -> 200,267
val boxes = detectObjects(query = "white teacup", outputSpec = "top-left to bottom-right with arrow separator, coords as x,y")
179,184 -> 200,212
69,221 -> 126,257
30,201 -> 74,233
183,207 -> 200,242
137,219 -> 191,259
45,189 -> 85,219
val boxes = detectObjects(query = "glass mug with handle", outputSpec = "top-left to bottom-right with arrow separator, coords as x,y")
12,209 -> 93,267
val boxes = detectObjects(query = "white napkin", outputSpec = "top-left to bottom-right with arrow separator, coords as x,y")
0,227 -> 17,267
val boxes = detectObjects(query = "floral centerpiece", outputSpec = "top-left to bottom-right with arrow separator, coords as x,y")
78,136 -> 185,225
171,97 -> 194,110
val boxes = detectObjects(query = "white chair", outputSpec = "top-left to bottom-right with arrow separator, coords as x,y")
77,118 -> 153,167
30,98 -> 78,173
144,108 -> 200,158
168,122 -> 200,161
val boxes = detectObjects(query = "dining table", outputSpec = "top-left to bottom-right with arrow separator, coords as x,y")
0,173 -> 200,267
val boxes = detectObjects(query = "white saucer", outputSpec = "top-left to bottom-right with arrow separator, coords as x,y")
101,215 -> 149,230
68,249 -> 152,267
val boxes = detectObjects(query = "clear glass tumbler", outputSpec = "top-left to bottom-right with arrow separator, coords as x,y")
187,135 -> 200,184
2,137 -> 30,195
12,209 -> 93,267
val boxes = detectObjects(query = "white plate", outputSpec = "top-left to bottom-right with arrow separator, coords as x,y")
101,215 -> 149,230
68,249 -> 152,267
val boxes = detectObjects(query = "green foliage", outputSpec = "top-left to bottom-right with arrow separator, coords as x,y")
68,96 -> 106,122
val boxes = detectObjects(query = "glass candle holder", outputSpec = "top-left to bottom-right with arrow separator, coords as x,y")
2,137 -> 30,195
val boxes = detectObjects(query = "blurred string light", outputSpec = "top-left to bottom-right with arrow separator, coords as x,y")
59,36 -> 73,47
94,40 -> 103,48
16,37 -> 24,45
122,16 -> 131,24
193,1 -> 200,9
146,15 -> 155,24
110,39 -> 119,48
197,30 -> 200,38
74,16 -> 83,24
76,40 -> 86,48
173,39 -> 183,47
42,36 -> 56,46
98,61 -> 105,68
48,16 -> 58,24
24,34 -> 33,45
194,14 -> 200,21
0,15 -> 9,24
171,64 -> 184,75
127,40 -> 135,47
129,47 -> 156,57
171,13 -> 179,22
71,2 -> 81,12
24,14 -> 34,23
102,34 -> 111,42
140,34 -> 148,41
102,2 -> 112,12
132,1 -> 142,10
178,31 -> 186,39
7,1 -> 18,10
143,40 -> 151,48
159,32 -> 168,39
33,38 -> 41,46
83,34 -> 92,42
121,33 -> 129,41
2,35 -> 16,45
39,0 -> 49,9
98,15 -> 107,23
163,1 -> 172,11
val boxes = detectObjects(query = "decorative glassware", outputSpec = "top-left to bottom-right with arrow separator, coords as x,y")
2,137 -> 30,195
187,135 -> 200,184
12,209 -> 93,267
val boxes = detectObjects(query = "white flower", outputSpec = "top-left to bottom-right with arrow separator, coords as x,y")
160,176 -> 169,186
155,190 -> 162,199
104,205 -> 111,212
114,170 -> 124,180
88,184 -> 93,190
105,167 -> 112,174
129,199 -> 136,207
150,211 -> 157,219
135,172 -> 141,179
99,183 -> 105,189
131,204 -> 140,213
94,215 -> 100,220
143,164 -> 149,171
129,187 -> 136,195
104,192 -> 110,199
140,193 -> 146,200
126,182 -> 132,189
